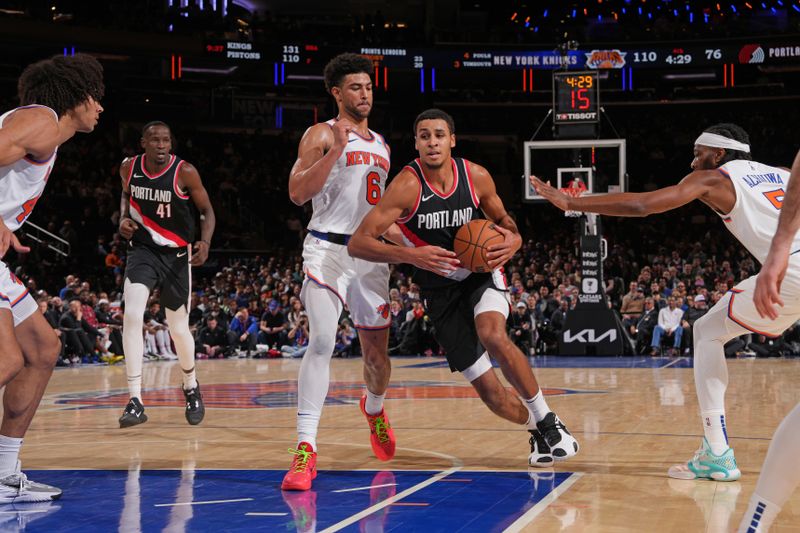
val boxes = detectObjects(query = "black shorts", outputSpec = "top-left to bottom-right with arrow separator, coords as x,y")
124,241 -> 191,311
422,273 -> 505,373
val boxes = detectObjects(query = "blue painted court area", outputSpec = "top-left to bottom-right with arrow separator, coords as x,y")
401,355 -> 695,370
8,469 -> 573,532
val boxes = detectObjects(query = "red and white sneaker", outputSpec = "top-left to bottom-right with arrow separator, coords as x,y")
360,395 -> 396,461
281,442 -> 317,491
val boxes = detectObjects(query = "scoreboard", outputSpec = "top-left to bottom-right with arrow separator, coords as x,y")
553,72 -> 599,125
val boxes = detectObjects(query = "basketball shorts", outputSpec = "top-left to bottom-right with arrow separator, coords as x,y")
0,260 -> 36,326
300,233 -> 390,329
721,271 -> 800,338
124,241 -> 191,311
421,271 -> 510,373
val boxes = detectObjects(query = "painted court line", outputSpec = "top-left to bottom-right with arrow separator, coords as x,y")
246,512 -> 289,517
502,472 -> 584,533
332,482 -> 398,493
154,498 -> 254,507
661,357 -> 687,369
319,466 -> 462,533
0,510 -> 49,515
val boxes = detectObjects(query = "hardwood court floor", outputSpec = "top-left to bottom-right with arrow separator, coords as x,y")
12,355 -> 800,532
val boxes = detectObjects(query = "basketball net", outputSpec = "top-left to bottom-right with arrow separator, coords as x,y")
560,180 -> 587,218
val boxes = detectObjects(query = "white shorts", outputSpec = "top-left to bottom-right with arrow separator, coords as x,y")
724,272 -> 800,337
0,260 -> 37,326
300,233 -> 390,330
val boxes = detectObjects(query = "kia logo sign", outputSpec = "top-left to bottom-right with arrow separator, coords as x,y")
739,44 -> 765,64
563,329 -> 618,343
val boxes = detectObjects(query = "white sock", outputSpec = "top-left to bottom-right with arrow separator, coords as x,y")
297,411 -> 320,451
737,495 -> 779,533
701,409 -> 730,455
128,375 -> 142,402
525,390 -> 551,423
525,411 -> 537,431
0,435 -> 22,477
364,389 -> 385,415
182,367 -> 197,391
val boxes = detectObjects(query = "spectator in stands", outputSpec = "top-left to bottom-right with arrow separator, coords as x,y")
144,301 -> 176,360
508,301 -> 533,356
38,298 -> 66,365
60,299 -> 100,364
95,298 -> 124,358
680,293 -> 709,355
388,300 -> 405,348
228,308 -> 258,356
281,314 -> 309,358
285,298 -> 304,329
651,296 -> 684,356
334,320 -> 357,358
550,299 -> 570,335
620,283 -> 645,334
196,315 -> 229,358
636,298 -> 659,354
259,299 -> 287,348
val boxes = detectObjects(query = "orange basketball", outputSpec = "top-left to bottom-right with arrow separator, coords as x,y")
453,219 -> 504,273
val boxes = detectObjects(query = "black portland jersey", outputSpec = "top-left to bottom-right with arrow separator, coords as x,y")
396,157 -> 482,288
126,154 -> 195,248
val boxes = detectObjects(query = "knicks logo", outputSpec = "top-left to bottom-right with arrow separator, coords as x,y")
48,380 -> 605,411
585,49 -> 626,69
377,303 -> 390,319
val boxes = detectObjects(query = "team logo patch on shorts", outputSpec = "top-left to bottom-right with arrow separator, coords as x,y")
47,380 -> 604,410
377,303 -> 390,319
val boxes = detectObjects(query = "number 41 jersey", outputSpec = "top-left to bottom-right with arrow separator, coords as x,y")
126,153 -> 195,249
718,159 -> 793,265
306,119 -> 390,235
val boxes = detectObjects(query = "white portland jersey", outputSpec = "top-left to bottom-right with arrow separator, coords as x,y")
0,105 -> 59,231
306,119 -> 390,235
719,160 -> 794,264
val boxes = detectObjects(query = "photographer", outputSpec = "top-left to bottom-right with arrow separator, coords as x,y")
281,314 -> 310,358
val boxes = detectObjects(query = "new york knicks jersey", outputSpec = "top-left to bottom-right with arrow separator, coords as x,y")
306,119 -> 390,235
126,154 -> 194,248
0,105 -> 59,231
396,157 -> 482,288
719,160 -> 795,264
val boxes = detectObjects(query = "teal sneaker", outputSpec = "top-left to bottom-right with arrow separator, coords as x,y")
668,438 -> 741,481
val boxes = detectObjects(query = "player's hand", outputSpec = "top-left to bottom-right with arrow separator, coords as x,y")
530,176 -> 570,211
754,248 -> 789,320
191,240 -> 210,266
119,217 -> 139,240
486,225 -> 522,269
408,246 -> 461,276
330,119 -> 354,153
0,223 -> 30,259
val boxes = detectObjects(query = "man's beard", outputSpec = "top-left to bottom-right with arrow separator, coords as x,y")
344,102 -> 370,120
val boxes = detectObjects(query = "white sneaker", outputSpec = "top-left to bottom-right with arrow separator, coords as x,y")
0,462 -> 62,503
159,352 -> 178,361
536,412 -> 579,461
528,429 -> 554,467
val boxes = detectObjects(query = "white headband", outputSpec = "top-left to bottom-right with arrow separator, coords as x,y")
695,132 -> 750,153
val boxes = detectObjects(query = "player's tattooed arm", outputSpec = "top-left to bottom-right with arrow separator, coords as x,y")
469,162 -> 522,269
349,170 -> 460,275
179,162 -> 216,266
118,157 -> 139,240
288,120 -> 353,205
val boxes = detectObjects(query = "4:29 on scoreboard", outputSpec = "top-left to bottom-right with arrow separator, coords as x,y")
552,71 -> 600,125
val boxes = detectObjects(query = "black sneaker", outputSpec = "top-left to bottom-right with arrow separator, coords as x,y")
183,383 -> 205,425
536,412 -> 579,460
528,429 -> 554,467
119,398 -> 148,428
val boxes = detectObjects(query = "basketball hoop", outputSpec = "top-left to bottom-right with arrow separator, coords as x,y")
559,187 -> 585,218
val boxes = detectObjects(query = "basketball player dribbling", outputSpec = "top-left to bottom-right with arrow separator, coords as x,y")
117,121 -> 216,428
736,148 -> 800,533
282,53 -> 396,491
0,53 -> 104,501
349,108 -> 579,466
533,124 -> 797,486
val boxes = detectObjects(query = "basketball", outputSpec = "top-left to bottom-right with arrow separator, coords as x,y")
453,219 -> 504,273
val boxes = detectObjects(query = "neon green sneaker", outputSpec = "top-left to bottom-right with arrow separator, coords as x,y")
668,438 -> 741,481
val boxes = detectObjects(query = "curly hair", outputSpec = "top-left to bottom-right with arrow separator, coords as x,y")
323,53 -> 373,93
703,123 -> 753,165
413,108 -> 456,135
17,53 -> 104,117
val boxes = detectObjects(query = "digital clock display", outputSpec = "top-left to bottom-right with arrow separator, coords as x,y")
552,71 -> 600,125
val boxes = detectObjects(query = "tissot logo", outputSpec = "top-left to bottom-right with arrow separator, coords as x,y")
563,329 -> 617,343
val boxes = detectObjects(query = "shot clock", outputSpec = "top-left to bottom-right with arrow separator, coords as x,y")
552,71 -> 600,125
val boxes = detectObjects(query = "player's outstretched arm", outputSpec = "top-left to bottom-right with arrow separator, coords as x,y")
348,170 -> 460,275
531,171 -> 720,217
288,120 -> 353,206
180,162 -> 216,266
469,162 -> 522,269
754,149 -> 800,319
0,107 -> 59,167
118,158 -> 139,240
